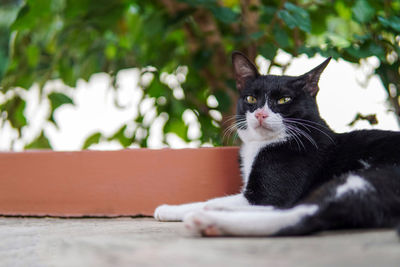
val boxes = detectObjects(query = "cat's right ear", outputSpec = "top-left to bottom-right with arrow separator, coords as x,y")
232,51 -> 259,91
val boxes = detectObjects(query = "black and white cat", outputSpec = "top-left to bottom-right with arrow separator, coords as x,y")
154,51 -> 400,237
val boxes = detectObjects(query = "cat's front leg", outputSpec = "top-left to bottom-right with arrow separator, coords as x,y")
204,205 -> 274,212
203,194 -> 249,211
154,194 -> 247,222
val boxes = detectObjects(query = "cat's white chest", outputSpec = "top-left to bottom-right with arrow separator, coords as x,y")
240,141 -> 269,186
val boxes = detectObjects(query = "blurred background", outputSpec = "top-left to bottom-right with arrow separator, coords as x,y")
0,0 -> 399,151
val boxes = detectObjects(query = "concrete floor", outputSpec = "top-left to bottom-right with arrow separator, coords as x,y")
0,217 -> 399,267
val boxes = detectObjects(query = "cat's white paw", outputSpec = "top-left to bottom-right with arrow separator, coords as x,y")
183,211 -> 223,236
154,204 -> 183,221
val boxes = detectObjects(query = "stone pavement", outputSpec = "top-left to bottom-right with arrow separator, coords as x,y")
0,217 -> 399,267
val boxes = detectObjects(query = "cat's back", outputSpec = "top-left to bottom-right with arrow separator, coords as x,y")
336,129 -> 400,152
333,129 -> 400,168
337,128 -> 400,144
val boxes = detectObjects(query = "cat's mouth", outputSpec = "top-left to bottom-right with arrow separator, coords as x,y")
254,123 -> 274,131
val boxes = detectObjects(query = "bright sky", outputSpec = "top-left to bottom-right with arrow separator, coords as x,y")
0,51 -> 398,151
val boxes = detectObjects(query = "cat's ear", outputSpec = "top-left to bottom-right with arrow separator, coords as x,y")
299,57 -> 332,96
232,51 -> 259,91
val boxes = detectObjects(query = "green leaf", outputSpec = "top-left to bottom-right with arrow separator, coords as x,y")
368,43 -> 385,61
250,31 -> 264,40
278,2 -> 311,32
15,99 -> 27,128
105,44 -> 117,59
0,49 -> 8,81
298,46 -> 319,57
10,4 -> 31,30
25,131 -> 52,149
48,92 -> 74,111
82,132 -> 102,149
108,125 -> 132,147
14,72 -> 35,89
345,42 -> 385,61
259,43 -> 277,60
59,58 -> 75,87
164,117 -> 188,140
273,25 -> 290,48
259,6 -> 277,24
278,10 -> 297,29
335,0 -> 352,20
147,77 -> 168,98
198,114 -> 221,144
1,96 -> 27,131
352,0 -> 374,23
214,90 -> 231,112
170,99 -> 187,117
47,92 -> 74,127
179,0 -> 216,6
378,16 -> 400,32
27,44 -> 39,67
11,1 -> 52,30
210,6 -> 238,23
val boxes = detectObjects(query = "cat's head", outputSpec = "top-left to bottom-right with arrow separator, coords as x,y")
232,51 -> 331,144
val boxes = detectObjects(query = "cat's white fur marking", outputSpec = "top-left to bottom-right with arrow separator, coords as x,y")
154,194 -> 248,221
184,204 -> 318,236
240,141 -> 268,185
238,101 -> 288,184
335,174 -> 373,198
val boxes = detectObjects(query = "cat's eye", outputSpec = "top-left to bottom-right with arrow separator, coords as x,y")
245,96 -> 257,104
277,97 -> 292,105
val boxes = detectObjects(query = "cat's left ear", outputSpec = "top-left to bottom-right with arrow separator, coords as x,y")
299,57 -> 332,96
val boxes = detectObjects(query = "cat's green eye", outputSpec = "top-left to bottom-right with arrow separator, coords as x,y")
246,96 -> 257,104
277,97 -> 292,105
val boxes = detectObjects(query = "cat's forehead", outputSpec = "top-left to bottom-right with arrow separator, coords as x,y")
242,75 -> 298,95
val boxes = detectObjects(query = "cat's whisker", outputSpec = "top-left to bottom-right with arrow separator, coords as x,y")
232,131 -> 240,144
285,126 -> 305,151
285,123 -> 318,149
285,118 -> 328,133
223,127 -> 236,142
222,115 -> 246,125
222,120 -> 247,142
224,119 -> 246,130
224,121 -> 246,133
296,128 -> 319,149
284,119 -> 335,144
285,118 -> 336,144
286,118 -> 331,130
286,125 -> 309,150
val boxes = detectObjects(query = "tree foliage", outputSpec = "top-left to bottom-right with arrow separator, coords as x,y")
0,0 -> 399,149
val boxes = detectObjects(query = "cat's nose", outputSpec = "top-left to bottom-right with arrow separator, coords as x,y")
255,110 -> 268,124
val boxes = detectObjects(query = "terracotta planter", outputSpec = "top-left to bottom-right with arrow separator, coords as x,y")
0,147 -> 242,217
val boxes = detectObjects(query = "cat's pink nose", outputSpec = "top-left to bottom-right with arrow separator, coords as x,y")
255,110 -> 268,124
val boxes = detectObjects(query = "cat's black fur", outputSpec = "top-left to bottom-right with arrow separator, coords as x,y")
233,51 -> 400,235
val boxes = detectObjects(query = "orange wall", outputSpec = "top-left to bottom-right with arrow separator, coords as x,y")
0,147 -> 242,217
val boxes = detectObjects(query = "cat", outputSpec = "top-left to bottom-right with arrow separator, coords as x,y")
154,51 -> 400,237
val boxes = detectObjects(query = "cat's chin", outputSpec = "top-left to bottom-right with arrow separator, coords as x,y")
238,127 -> 287,144
254,124 -> 274,132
